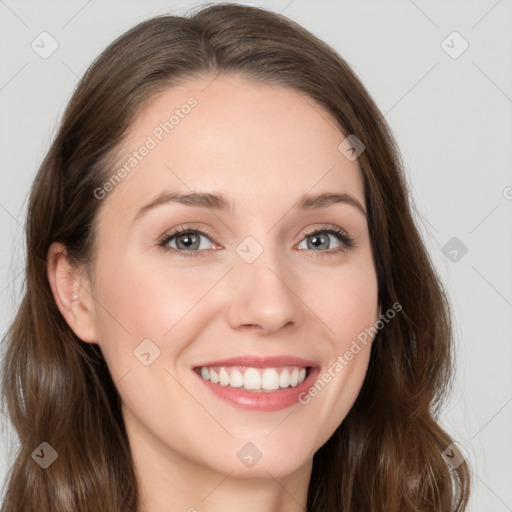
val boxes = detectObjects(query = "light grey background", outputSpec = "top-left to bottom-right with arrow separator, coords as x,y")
1,1 -> 511,510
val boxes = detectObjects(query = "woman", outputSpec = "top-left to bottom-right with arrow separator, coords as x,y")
0,3 -> 471,511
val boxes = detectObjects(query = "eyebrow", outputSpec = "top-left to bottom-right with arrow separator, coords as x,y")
132,189 -> 367,223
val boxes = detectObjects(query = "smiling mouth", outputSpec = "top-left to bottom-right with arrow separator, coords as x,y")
194,365 -> 311,393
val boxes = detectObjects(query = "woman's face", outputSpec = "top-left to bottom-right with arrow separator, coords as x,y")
77,74 -> 379,479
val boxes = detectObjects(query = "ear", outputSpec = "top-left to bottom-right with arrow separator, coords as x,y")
47,242 -> 98,343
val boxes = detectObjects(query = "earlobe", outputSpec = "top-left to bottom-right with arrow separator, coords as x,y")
47,242 -> 98,343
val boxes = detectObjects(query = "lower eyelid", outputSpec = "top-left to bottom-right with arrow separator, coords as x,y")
161,231 -> 215,252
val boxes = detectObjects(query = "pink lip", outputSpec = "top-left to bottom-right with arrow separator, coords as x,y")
192,356 -> 321,413
193,354 -> 319,369
194,366 -> 321,412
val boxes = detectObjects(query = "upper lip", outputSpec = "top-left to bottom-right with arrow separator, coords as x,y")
193,355 -> 319,369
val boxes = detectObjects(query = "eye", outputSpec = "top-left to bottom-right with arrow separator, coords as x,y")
158,225 -> 218,258
157,224 -> 355,258
296,226 -> 355,256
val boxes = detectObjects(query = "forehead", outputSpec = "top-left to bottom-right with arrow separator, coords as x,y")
100,74 -> 365,218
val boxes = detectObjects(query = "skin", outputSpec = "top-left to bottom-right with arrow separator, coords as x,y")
48,74 -> 380,512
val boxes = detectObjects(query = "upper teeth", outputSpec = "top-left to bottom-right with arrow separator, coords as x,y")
199,366 -> 308,392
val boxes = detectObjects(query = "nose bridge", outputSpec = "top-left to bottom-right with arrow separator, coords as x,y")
225,234 -> 302,333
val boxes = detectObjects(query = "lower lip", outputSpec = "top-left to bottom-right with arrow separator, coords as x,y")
193,367 -> 320,412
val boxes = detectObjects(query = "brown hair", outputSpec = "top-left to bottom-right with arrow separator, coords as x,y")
1,3 -> 471,510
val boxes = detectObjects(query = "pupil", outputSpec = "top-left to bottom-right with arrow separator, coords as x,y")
309,234 -> 328,250
178,233 -> 198,249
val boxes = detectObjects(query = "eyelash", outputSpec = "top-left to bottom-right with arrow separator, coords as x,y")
157,224 -> 355,259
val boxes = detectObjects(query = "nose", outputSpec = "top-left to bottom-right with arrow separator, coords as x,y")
225,246 -> 304,335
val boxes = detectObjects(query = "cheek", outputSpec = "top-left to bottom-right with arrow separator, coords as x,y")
303,260 -> 379,348
94,252 -> 204,330
90,253 -> 224,370
283,262 -> 378,451
301,273 -> 377,433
